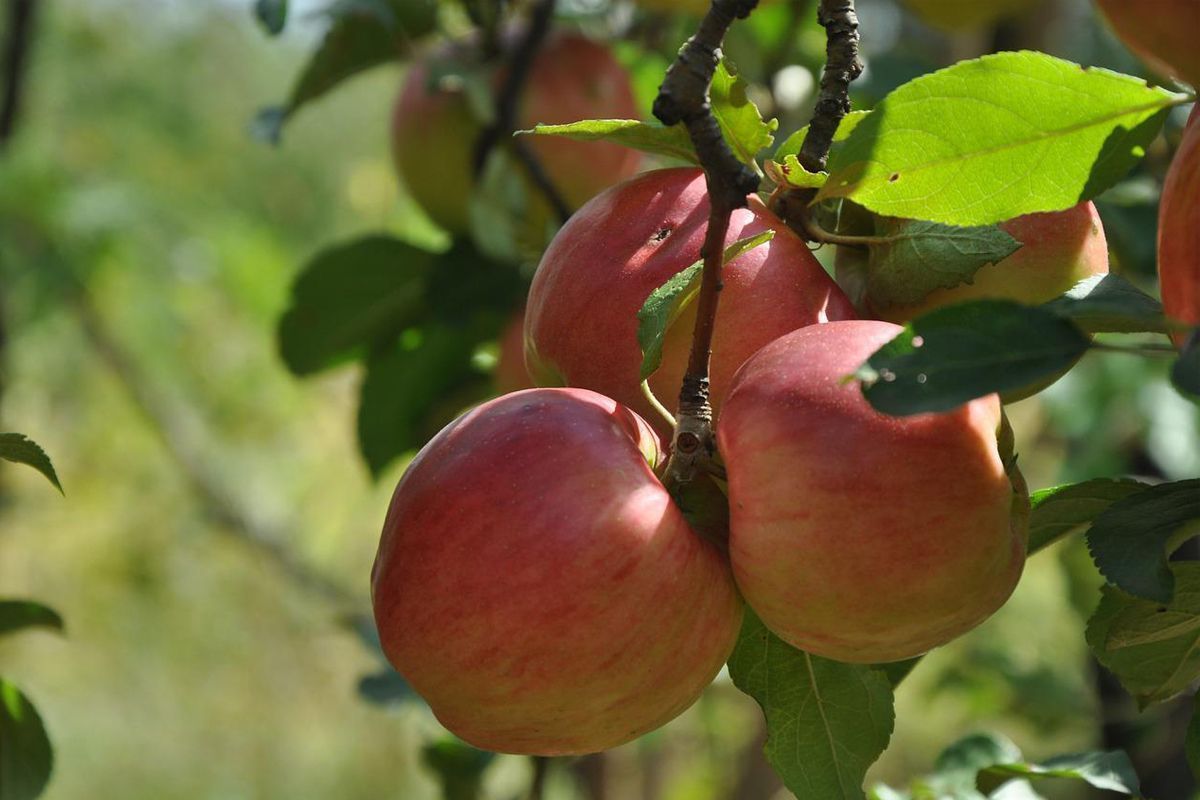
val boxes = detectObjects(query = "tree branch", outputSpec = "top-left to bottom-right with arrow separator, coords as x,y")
471,0 -> 570,223
653,0 -> 761,489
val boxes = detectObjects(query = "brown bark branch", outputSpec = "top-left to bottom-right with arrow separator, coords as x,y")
0,0 -> 37,148
797,0 -> 861,174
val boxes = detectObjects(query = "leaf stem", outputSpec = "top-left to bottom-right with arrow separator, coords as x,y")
641,380 -> 677,434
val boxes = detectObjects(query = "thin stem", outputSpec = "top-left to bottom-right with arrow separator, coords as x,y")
640,380 -> 677,433
1,0 -> 37,147
1091,341 -> 1182,357
794,206 -> 888,247
529,756 -> 549,800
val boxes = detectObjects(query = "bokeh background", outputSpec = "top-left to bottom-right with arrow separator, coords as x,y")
0,0 -> 1195,798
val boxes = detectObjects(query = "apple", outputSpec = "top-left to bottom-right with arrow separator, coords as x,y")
842,203 -> 1109,323
525,167 -> 856,433
392,32 -> 642,235
717,320 -> 1029,663
902,0 -> 1038,31
1095,0 -> 1200,88
1159,106 -> 1200,347
371,388 -> 743,755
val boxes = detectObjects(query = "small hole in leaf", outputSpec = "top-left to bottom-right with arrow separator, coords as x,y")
888,173 -> 900,183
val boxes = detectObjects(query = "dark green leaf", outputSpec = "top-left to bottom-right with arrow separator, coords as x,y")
1042,274 -> 1169,334
257,0 -> 437,143
255,0 -> 288,35
521,120 -> 698,165
879,657 -> 921,687
422,735 -> 494,800
0,679 -> 53,800
1173,332 -> 1200,402
1087,562 -> 1200,708
821,52 -> 1184,226
1027,478 -> 1149,555
357,669 -> 418,706
864,218 -> 1022,308
934,731 -> 1022,788
983,752 -> 1140,795
857,301 -> 1092,416
711,60 -> 777,169
0,434 -> 62,493
356,326 -> 489,477
278,236 -> 436,376
727,611 -> 894,800
1086,479 -> 1200,603
0,602 -> 63,639
636,231 -> 773,381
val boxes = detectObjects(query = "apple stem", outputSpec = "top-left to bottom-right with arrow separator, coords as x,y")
470,0 -> 571,224
651,0 -> 761,488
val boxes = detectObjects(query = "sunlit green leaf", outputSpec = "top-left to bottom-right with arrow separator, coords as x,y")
0,434 -> 62,493
727,611 -> 894,800
521,119 -> 698,165
774,110 -> 871,162
821,52 -> 1184,225
712,60 -> 778,169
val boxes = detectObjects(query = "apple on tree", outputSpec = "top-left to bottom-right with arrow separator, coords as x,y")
392,31 -> 642,235
525,167 -> 856,433
717,320 -> 1030,663
1159,106 -> 1200,347
371,388 -> 743,755
1094,0 -> 1200,88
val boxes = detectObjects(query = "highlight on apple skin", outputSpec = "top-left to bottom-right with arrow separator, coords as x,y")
371,388 -> 743,755
1094,0 -> 1200,88
391,32 -> 641,235
1159,106 -> 1200,347
524,167 -> 856,434
717,320 -> 1030,664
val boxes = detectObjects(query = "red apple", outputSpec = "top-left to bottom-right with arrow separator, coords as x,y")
847,203 -> 1109,323
525,167 -> 856,433
392,33 -> 642,235
717,320 -> 1029,663
1159,106 -> 1200,347
372,388 -> 743,755
1095,0 -> 1200,88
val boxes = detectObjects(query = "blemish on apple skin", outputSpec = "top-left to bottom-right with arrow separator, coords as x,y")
650,226 -> 673,244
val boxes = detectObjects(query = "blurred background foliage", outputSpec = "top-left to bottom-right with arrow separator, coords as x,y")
0,0 -> 1194,798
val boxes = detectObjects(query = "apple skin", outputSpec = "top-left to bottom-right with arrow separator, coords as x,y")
392,33 -> 642,234
717,320 -> 1029,663
525,167 -> 856,434
902,0 -> 1037,30
371,388 -> 743,755
855,203 -> 1109,323
1095,0 -> 1200,88
1159,106 -> 1200,347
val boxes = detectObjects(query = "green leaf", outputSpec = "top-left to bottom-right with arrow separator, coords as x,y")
1042,274 -> 1169,334
0,434 -> 62,493
1086,479 -> 1200,604
857,301 -> 1092,416
254,0 -> 288,35
1188,694 -> 1200,780
1087,562 -> 1200,708
356,326 -> 489,477
1173,333 -> 1200,402
863,218 -> 1023,308
635,231 -> 774,381
357,668 -> 417,707
821,52 -> 1184,226
766,156 -> 828,190
1027,478 -> 1149,555
983,752 -> 1141,795
727,611 -> 895,800
421,735 -> 494,800
520,119 -> 699,165
0,602 -> 63,639
711,60 -> 778,169
774,110 -> 871,162
255,0 -> 437,143
278,236 -> 436,376
0,679 -> 53,800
